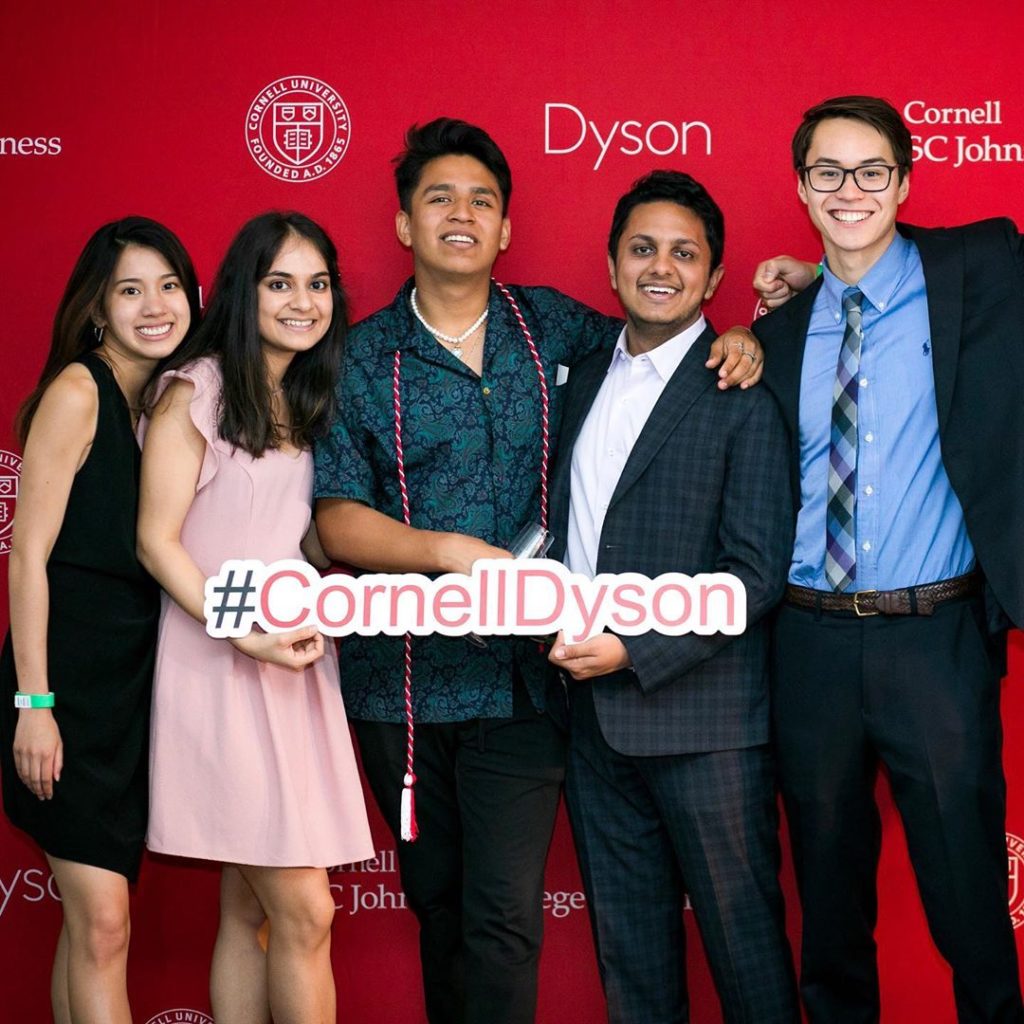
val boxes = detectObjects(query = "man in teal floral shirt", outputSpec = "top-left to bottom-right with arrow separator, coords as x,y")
315,118 -> 760,1024
315,279 -> 617,723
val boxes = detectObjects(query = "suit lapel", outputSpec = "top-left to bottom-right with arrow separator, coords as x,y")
549,349 -> 615,556
606,324 -> 717,512
559,351 -> 612,465
761,278 -> 820,444
901,224 -> 962,434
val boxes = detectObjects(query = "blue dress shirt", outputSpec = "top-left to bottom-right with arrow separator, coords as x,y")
789,234 -> 974,590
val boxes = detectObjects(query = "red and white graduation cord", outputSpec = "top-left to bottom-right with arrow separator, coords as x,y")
391,280 -> 550,842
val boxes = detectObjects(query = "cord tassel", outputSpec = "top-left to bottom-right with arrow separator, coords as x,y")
400,772 -> 419,842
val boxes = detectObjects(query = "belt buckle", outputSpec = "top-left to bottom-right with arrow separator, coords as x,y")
852,589 -> 879,617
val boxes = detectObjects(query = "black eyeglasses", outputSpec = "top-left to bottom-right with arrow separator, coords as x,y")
800,164 -> 902,193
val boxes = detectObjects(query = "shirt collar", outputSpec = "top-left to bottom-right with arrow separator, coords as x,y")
610,314 -> 707,382
821,232 -> 913,317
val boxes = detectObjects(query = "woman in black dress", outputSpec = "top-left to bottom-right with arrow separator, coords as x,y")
0,218 -> 200,1024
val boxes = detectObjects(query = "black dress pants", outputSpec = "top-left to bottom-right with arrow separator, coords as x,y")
772,595 -> 1023,1024
354,680 -> 565,1024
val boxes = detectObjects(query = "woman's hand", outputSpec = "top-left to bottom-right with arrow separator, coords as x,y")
13,709 -> 63,800
230,626 -> 325,670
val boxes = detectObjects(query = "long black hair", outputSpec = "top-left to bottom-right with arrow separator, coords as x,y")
154,211 -> 348,456
17,217 -> 201,446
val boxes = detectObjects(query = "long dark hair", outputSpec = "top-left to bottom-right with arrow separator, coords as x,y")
155,211 -> 347,457
17,217 -> 201,446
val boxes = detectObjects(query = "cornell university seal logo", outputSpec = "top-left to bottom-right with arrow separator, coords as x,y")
0,449 -> 21,556
145,1010 -> 213,1024
1007,832 -> 1024,928
246,76 -> 351,183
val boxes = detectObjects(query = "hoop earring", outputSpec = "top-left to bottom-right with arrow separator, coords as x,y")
93,325 -> 104,344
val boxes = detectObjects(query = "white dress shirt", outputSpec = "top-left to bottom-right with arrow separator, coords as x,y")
565,316 -> 707,577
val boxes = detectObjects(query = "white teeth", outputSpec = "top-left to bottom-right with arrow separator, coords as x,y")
642,285 -> 677,295
832,211 -> 870,223
443,234 -> 475,243
137,324 -> 172,337
281,319 -> 313,327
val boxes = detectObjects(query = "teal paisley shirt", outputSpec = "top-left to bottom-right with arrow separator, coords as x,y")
314,279 -> 621,722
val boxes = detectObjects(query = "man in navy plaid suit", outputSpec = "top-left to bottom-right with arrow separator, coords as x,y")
547,171 -> 798,1023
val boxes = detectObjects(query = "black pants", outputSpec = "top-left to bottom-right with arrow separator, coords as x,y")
354,681 -> 565,1024
566,684 -> 798,1024
772,596 -> 1023,1023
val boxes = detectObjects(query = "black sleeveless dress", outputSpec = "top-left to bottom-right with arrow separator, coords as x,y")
0,352 -> 159,880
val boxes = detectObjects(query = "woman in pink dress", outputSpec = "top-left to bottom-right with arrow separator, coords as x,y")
138,212 -> 373,1024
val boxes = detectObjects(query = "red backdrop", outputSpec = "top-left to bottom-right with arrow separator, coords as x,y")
2,2 -> 1023,1021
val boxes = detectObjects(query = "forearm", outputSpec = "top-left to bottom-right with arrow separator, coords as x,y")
316,499 -> 442,571
7,548 -> 51,693
300,520 -> 331,570
623,630 -> 730,695
622,559 -> 784,694
137,537 -> 208,625
315,498 -> 501,574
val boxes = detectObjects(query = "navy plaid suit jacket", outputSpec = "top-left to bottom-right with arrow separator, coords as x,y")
548,322 -> 794,757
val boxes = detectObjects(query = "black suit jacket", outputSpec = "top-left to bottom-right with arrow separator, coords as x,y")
753,219 -> 1024,633
548,323 -> 794,757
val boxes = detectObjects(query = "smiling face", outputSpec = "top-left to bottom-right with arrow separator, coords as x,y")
798,117 -> 909,281
97,244 -> 191,364
395,153 -> 511,282
609,200 -> 723,350
257,234 -> 333,363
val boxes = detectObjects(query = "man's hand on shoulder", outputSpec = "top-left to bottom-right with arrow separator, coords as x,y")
548,632 -> 631,680
753,256 -> 819,309
707,327 -> 764,390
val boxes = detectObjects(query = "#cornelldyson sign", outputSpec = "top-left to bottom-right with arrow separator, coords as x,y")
203,559 -> 747,643
245,76 -> 351,183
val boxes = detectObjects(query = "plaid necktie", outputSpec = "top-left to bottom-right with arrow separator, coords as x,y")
825,288 -> 864,592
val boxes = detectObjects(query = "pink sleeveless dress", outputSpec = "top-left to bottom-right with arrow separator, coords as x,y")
144,357 -> 373,867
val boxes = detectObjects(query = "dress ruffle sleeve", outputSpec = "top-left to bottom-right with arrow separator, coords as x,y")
140,357 -> 222,492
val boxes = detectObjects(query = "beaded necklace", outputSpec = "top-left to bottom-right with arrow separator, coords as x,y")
410,286 -> 489,360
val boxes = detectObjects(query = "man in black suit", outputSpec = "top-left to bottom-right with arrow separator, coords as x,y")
752,95 -> 1024,1023
547,170 -> 798,1023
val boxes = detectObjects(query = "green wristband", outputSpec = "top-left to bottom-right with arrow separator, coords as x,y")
14,692 -> 55,709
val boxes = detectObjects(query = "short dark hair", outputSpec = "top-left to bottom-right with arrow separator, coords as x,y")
607,170 -> 725,270
394,118 -> 512,214
17,217 -> 200,446
792,95 -> 913,179
154,212 -> 348,456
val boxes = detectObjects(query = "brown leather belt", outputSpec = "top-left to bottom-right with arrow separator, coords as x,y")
784,572 -> 980,617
